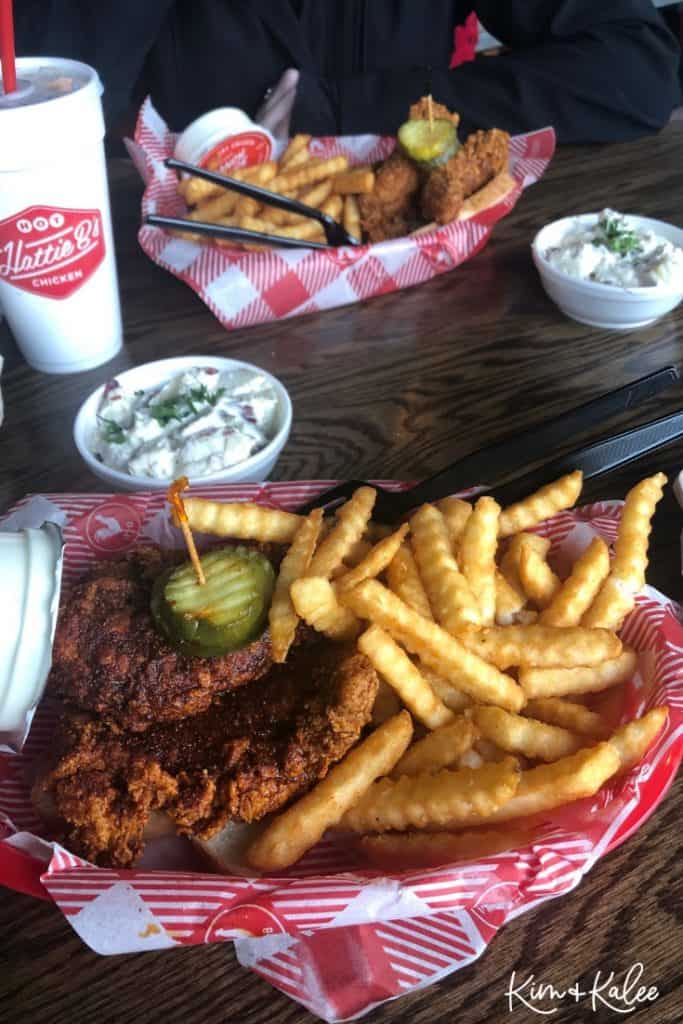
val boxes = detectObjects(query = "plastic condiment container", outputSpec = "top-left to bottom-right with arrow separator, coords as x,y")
0,523 -> 64,751
174,108 -> 274,171
0,57 -> 123,373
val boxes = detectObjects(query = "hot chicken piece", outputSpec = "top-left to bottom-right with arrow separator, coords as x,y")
421,128 -> 511,224
35,641 -> 379,867
48,547 -> 278,731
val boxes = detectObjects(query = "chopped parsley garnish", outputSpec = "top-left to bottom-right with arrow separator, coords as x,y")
150,385 -> 226,426
593,214 -> 642,257
97,416 -> 127,444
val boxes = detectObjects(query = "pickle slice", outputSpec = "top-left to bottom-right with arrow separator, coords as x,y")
151,546 -> 275,657
398,119 -> 459,167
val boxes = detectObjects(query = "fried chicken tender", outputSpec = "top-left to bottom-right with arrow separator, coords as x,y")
48,547 -> 277,731
409,96 -> 460,128
422,128 -> 510,224
359,151 -> 420,242
35,643 -> 379,867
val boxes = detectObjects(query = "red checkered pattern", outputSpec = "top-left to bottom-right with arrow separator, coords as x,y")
129,99 -> 555,331
1,485 -> 681,1022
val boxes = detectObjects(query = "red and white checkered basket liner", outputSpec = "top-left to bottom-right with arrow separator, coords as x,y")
1,483 -> 681,1022
127,100 -> 555,331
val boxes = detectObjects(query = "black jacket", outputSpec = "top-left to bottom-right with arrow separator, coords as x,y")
15,1 -> 682,143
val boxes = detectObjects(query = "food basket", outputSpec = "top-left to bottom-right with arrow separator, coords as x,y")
0,482 -> 681,1021
126,100 -> 555,331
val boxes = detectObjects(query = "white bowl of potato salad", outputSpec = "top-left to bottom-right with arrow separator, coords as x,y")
532,210 -> 683,329
74,356 -> 292,490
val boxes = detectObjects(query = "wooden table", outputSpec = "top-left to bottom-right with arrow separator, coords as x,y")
1,124 -> 682,1024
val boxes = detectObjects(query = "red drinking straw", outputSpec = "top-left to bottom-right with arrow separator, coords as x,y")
0,0 -> 17,95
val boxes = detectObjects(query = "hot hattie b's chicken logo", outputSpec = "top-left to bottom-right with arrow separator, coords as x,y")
0,205 -> 106,299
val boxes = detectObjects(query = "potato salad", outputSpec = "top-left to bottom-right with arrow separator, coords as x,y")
94,366 -> 278,479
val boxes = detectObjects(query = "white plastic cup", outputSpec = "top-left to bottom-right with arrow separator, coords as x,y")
0,58 -> 123,373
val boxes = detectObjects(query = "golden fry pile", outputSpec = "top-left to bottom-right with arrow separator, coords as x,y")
181,471 -> 669,873
176,134 -> 375,247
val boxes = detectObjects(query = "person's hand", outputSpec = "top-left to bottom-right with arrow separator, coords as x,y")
256,68 -> 300,139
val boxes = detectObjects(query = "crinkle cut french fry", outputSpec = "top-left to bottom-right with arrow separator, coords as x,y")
582,473 -> 667,629
410,503 -> 480,632
238,213 -> 325,243
343,194 -> 362,241
458,748 -> 486,769
498,471 -> 583,538
540,536 -> 610,627
280,133 -> 311,168
358,625 -> 454,729
187,161 -> 278,219
345,538 -> 373,568
246,711 -> 413,871
262,179 -> 335,228
340,756 -> 520,833
321,194 -> 344,222
340,579 -> 525,712
269,508 -> 324,663
480,743 -> 620,825
607,706 -> 668,773
180,498 -> 301,542
495,570 -> 527,625
460,623 -> 621,669
307,486 -> 376,579
337,524 -> 409,592
524,697 -> 605,737
417,662 -> 472,712
580,577 -> 634,632
518,545 -> 562,609
387,543 -> 433,620
270,155 -> 350,194
290,576 -> 360,641
333,166 -> 375,194
436,497 -> 472,547
473,706 -> 582,762
235,195 -> 261,219
474,738 -> 515,764
392,715 -> 477,777
459,496 -> 500,625
359,826 -> 538,870
499,532 -> 550,593
610,473 -> 667,592
519,649 -> 637,698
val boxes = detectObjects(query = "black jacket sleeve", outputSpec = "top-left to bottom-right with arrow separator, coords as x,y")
13,1 -> 174,129
299,0 -> 681,143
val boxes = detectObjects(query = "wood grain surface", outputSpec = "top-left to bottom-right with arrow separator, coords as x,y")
1,124 -> 683,1024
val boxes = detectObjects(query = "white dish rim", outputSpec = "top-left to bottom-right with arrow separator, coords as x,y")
531,212 -> 683,298
73,355 -> 293,489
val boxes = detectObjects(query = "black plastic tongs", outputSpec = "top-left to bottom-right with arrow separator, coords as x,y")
297,366 -> 682,520
145,157 -> 361,250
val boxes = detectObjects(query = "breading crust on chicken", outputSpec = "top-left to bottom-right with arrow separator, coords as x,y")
421,128 -> 511,225
48,547 -> 278,732
408,97 -> 460,128
358,151 -> 421,242
35,642 -> 379,867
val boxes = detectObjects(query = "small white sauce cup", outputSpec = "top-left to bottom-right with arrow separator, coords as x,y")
73,355 -> 293,490
531,213 -> 683,330
0,523 -> 64,750
174,108 -> 274,171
